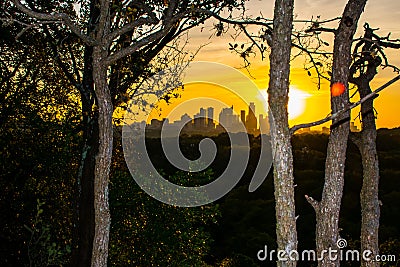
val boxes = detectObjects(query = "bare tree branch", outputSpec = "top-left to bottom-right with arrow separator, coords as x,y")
11,0 -> 96,45
104,17 -> 158,44
290,74 -> 400,135
103,26 -> 172,66
305,195 -> 319,211
305,27 -> 336,34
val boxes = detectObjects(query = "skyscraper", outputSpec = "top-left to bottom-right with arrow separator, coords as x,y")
207,107 -> 214,128
200,107 -> 206,127
259,114 -> 270,134
240,110 -> 246,124
246,102 -> 257,133
219,107 -> 233,129
200,108 -> 206,117
194,107 -> 207,128
218,106 -> 241,132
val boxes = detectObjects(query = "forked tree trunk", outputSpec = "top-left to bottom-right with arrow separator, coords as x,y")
305,1 -> 367,266
357,81 -> 380,267
352,78 -> 380,267
71,43 -> 98,267
70,2 -> 102,265
348,28 -> 383,267
268,0 -> 297,266
71,106 -> 98,267
91,46 -> 113,267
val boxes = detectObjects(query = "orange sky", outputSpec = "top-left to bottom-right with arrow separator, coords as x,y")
147,0 -> 400,130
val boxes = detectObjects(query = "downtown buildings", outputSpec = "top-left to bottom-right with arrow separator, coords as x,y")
145,102 -> 270,137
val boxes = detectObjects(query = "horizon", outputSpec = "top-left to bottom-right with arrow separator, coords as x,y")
141,0 -> 400,130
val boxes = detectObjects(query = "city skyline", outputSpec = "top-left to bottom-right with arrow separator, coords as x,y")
181,0 -> 400,129
145,102 -> 270,136
143,100 -> 360,136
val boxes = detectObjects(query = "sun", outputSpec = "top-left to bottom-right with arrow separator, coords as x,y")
288,86 -> 311,120
259,86 -> 310,120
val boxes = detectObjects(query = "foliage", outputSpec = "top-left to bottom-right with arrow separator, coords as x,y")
0,26 -> 81,266
24,199 -> 71,267
379,239 -> 400,266
1,126 -> 400,265
108,170 -> 220,266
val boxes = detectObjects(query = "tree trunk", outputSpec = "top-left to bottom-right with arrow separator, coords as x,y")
71,101 -> 98,267
348,29 -> 382,266
90,46 -> 113,267
309,1 -> 367,266
71,1 -> 101,265
268,1 -> 297,266
352,81 -> 380,267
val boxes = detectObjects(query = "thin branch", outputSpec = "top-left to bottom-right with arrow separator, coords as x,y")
354,37 -> 400,49
194,8 -> 274,29
305,27 -> 336,34
11,0 -> 96,45
42,27 -> 80,89
297,16 -> 341,24
292,42 -> 331,88
104,17 -> 157,44
240,25 -> 265,60
305,195 -> 319,211
67,42 -> 82,83
103,26 -> 171,66
290,74 -> 400,135
196,8 -> 340,28
0,17 -> 63,40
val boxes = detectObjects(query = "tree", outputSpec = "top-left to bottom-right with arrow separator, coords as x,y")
267,1 -> 297,266
7,0 -> 246,265
0,27 -> 81,265
209,2 -> 400,266
300,1 -> 368,265
210,2 -> 298,265
349,23 -> 400,267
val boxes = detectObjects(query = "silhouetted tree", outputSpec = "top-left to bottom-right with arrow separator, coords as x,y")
6,0 -> 247,265
267,1 -> 298,266
349,23 -> 400,267
303,1 -> 368,266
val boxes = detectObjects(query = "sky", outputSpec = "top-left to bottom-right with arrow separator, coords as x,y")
147,0 -> 400,130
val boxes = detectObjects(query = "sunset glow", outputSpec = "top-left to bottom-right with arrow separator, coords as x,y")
176,0 -> 400,130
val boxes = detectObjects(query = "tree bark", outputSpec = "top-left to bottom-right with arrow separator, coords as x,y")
349,51 -> 382,267
309,1 -> 367,266
357,81 -> 380,267
90,46 -> 113,267
348,26 -> 383,266
71,1 -> 100,264
268,0 -> 297,266
71,97 -> 97,267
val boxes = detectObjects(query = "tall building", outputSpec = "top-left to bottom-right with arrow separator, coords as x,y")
259,114 -> 270,134
177,113 -> 192,128
194,107 -> 207,128
207,107 -> 214,128
350,122 -> 359,132
219,106 -> 241,132
246,102 -> 257,133
219,106 -> 233,129
240,110 -> 246,124
200,108 -> 206,117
